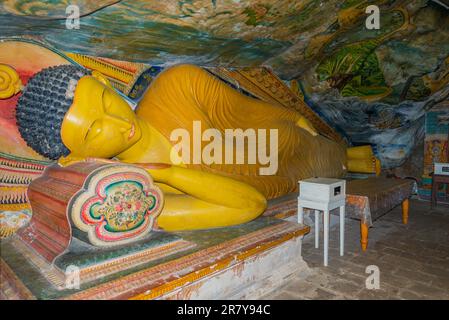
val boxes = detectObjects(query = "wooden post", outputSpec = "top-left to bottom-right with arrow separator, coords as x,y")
315,210 -> 320,249
324,210 -> 329,266
431,177 -> 438,208
375,158 -> 381,177
402,198 -> 409,224
446,124 -> 449,197
298,204 -> 304,224
360,222 -> 369,251
339,206 -> 345,256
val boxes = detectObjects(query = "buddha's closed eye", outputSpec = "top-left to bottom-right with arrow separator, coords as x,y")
102,91 -> 132,124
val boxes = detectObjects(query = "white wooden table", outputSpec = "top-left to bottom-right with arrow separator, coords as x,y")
298,178 -> 346,266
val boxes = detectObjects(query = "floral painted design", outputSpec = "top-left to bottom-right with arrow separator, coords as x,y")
92,181 -> 156,232
70,166 -> 163,247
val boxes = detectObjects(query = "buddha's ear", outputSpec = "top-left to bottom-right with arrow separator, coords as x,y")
91,71 -> 113,88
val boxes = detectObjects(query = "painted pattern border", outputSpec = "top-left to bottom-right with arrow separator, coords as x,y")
1,220 -> 308,300
64,221 -> 309,300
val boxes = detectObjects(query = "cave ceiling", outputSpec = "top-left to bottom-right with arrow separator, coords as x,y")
1,0 -> 448,168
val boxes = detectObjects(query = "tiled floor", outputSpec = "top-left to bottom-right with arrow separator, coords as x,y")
264,199 -> 449,300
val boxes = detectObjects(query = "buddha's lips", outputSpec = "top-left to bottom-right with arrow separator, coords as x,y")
128,124 -> 135,140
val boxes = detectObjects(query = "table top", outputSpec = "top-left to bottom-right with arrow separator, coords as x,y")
432,174 -> 449,182
300,177 -> 345,185
346,177 -> 414,196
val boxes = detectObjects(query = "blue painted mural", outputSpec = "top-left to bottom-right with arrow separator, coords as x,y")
1,0 -> 448,169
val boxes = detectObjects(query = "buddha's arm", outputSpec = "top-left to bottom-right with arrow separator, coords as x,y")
143,164 -> 266,210
83,158 -> 266,209
141,164 -> 267,231
82,159 -> 266,230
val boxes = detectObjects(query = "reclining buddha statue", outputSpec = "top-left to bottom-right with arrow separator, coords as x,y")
16,64 -> 353,232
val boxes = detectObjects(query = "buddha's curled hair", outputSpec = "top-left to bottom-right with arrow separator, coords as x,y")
16,65 -> 91,160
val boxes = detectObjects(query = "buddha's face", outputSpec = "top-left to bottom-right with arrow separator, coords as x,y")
61,75 -> 142,158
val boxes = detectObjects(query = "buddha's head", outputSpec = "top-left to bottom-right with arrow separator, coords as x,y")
16,65 -> 142,160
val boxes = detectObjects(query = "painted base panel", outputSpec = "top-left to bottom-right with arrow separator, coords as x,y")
161,236 -> 309,300
0,218 -> 310,300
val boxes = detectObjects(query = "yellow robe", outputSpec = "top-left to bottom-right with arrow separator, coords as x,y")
137,65 -> 346,199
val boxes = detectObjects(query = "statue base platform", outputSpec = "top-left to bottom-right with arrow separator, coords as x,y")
0,216 -> 309,300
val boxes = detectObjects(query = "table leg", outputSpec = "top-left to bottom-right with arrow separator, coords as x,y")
324,210 -> 329,266
340,206 -> 345,256
298,204 -> 304,224
431,179 -> 438,208
315,210 -> 320,249
402,198 -> 409,225
360,222 -> 369,252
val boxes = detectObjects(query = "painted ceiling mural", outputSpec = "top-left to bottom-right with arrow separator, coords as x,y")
0,0 -> 448,168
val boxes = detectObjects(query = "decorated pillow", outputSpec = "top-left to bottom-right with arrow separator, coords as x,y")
68,164 -> 164,247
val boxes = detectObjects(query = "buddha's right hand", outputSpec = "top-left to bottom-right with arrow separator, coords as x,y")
85,157 -> 117,164
58,155 -> 91,167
